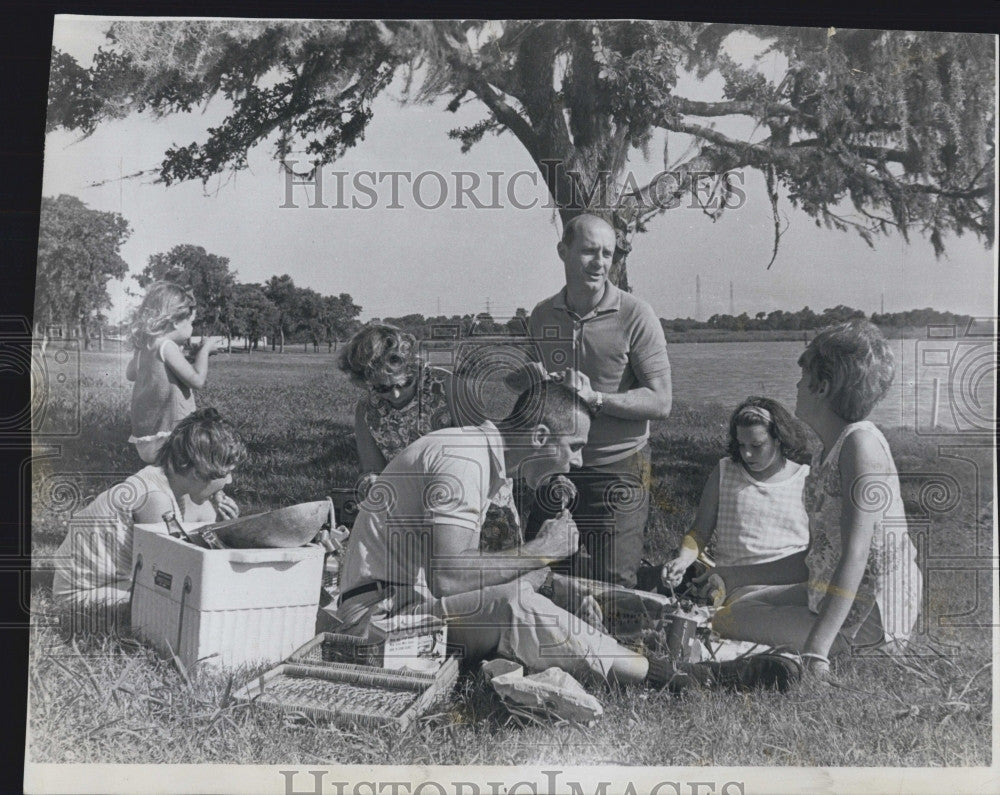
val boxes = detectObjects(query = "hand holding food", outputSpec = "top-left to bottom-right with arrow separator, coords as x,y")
211,490 -> 240,521
535,511 -> 580,561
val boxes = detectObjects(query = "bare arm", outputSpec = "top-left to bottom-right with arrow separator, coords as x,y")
584,302 -> 672,421
803,431 -> 883,658
160,338 -> 216,390
687,462 -> 721,551
602,369 -> 672,421
354,400 -> 388,474
132,487 -> 175,525
428,512 -> 578,598
562,368 -> 672,422
663,464 -> 720,585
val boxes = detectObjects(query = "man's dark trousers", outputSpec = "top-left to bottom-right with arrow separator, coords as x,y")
525,445 -> 650,588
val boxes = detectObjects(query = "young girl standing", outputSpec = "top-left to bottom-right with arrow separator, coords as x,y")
661,397 -> 811,603
713,320 -> 922,678
126,282 -> 219,463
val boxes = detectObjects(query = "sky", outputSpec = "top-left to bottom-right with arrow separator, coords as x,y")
42,16 -> 997,326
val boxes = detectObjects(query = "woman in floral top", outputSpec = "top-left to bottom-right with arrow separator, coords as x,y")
713,320 -> 922,680
339,323 -> 520,551
339,324 -> 455,473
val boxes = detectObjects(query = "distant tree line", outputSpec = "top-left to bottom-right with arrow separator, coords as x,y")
661,305 -> 976,334
36,194 -> 979,352
35,195 -> 363,352
138,249 -> 365,353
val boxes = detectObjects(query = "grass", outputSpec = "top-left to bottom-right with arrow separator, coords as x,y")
28,349 -> 993,766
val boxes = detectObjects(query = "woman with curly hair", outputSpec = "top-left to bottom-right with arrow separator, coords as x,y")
339,324 -> 456,477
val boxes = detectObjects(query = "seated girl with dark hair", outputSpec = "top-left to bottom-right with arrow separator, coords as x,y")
661,396 -> 812,604
52,407 -> 247,632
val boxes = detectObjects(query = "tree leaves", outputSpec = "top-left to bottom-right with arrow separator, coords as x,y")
45,20 -> 995,267
36,195 -> 131,330
141,245 -> 236,334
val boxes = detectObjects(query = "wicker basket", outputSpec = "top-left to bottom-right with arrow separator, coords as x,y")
300,632 -> 387,667
233,657 -> 459,730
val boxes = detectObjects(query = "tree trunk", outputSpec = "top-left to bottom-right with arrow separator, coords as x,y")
608,207 -> 634,293
279,327 -> 284,354
98,325 -> 104,351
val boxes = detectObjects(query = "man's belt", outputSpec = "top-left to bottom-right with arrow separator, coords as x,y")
338,579 -> 400,606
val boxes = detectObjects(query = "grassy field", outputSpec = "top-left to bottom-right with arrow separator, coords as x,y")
28,350 -> 993,766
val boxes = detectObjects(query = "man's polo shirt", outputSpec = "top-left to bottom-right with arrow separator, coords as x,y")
529,283 -> 670,467
338,422 -> 509,602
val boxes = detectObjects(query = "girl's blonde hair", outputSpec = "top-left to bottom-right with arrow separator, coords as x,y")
130,282 -> 196,349
798,319 -> 895,421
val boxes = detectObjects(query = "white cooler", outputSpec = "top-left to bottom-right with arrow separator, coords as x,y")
130,524 -> 325,670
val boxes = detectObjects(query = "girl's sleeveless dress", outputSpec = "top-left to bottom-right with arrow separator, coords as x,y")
714,457 -> 810,566
129,338 -> 196,460
803,421 -> 922,650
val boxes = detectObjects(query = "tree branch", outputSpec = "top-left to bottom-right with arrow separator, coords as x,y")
626,148 -> 751,223
468,79 -> 539,158
659,119 -> 772,160
430,21 -> 541,158
765,164 -> 783,270
671,95 -> 799,119
660,122 -> 992,202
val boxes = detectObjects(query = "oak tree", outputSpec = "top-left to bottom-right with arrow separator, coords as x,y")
48,20 -> 995,286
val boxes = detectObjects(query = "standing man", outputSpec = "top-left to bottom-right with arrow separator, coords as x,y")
528,213 -> 672,588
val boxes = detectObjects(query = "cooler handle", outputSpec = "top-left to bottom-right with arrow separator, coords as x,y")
224,548 -> 321,564
176,575 -> 192,658
128,554 -> 143,622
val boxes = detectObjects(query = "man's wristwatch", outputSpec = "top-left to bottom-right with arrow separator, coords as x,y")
588,392 -> 604,416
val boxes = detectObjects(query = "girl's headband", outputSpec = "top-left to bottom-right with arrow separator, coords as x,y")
737,406 -> 773,425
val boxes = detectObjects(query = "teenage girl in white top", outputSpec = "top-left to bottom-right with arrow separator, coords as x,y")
662,397 -> 811,603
